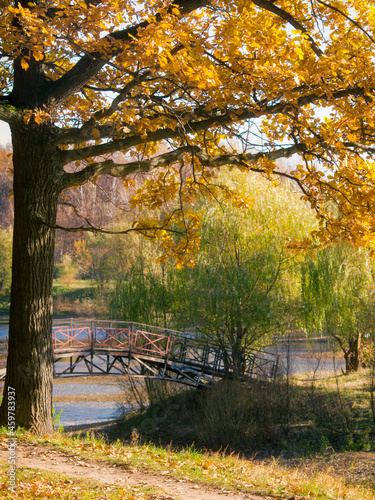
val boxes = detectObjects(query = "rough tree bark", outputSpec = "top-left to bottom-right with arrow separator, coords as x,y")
0,0 -> 214,435
343,332 -> 362,373
0,122 -> 63,434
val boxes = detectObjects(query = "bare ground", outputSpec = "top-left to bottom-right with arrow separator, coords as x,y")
3,373 -> 375,498
0,442 -> 264,500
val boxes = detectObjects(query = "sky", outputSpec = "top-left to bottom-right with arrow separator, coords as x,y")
0,121 -> 11,146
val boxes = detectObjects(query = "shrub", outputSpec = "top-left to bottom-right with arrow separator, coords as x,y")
198,379 -> 290,451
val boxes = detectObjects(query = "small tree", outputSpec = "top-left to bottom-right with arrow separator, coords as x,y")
171,170 -> 316,374
301,244 -> 375,372
55,254 -> 79,287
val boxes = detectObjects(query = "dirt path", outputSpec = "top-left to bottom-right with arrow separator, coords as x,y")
0,443 -> 265,500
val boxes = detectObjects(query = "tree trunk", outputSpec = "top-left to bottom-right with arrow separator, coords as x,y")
232,321 -> 246,378
0,123 -> 62,434
344,332 -> 362,373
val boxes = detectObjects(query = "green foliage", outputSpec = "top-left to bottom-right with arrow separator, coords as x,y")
55,253 -> 79,287
110,233 -> 173,325
52,404 -> 63,432
301,245 -> 373,334
109,169 -> 319,362
300,244 -> 375,370
84,233 -> 115,290
0,228 -> 12,296
170,171 -> 318,361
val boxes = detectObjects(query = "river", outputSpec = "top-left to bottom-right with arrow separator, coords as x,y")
0,322 -> 347,427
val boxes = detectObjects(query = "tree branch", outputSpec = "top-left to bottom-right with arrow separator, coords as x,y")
62,143 -> 304,190
44,0 -> 211,106
194,144 -> 305,168
61,145 -> 198,189
0,103 -> 22,124
38,219 -> 184,236
58,84 -> 366,164
316,0 -> 375,45
251,0 -> 323,57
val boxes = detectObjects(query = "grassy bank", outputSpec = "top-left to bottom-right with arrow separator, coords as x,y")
2,368 -> 375,498
53,280 -> 109,317
114,368 -> 375,456
0,280 -> 109,318
1,426 -> 375,500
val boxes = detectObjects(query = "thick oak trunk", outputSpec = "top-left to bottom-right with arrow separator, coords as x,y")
0,123 -> 62,434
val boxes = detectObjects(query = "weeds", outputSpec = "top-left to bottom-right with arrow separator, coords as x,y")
2,428 -> 375,500
114,362 -> 375,456
198,379 -> 290,451
52,404 -> 64,432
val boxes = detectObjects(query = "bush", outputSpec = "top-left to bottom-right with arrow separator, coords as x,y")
198,379 -> 290,451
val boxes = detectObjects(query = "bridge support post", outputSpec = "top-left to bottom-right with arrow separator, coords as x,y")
127,330 -> 133,374
90,321 -> 94,376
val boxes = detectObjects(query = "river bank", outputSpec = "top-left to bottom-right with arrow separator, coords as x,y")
1,346 -> 348,427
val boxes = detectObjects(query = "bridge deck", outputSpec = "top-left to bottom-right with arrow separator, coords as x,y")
0,320 -> 278,386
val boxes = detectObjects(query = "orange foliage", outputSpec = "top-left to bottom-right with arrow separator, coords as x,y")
1,1 -> 375,257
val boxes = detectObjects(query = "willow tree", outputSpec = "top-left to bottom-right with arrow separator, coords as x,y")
168,170 -> 317,375
301,244 -> 375,373
2,0 -> 375,433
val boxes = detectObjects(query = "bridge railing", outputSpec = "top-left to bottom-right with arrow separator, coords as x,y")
50,319 -> 279,377
167,334 -> 277,378
51,321 -> 180,355
132,329 -> 172,355
168,336 -> 225,369
53,326 -> 91,350
94,327 -> 131,349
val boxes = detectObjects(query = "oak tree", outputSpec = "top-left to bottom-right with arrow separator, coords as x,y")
2,0 -> 375,433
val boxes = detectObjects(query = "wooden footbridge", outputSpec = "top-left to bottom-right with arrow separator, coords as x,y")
0,320 -> 279,387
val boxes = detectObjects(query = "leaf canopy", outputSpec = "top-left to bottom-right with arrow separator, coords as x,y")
2,0 -> 375,251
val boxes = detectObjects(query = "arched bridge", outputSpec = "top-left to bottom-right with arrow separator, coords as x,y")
0,319 -> 279,387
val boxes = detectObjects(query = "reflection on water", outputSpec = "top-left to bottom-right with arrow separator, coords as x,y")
278,352 -> 346,374
53,383 -> 123,396
53,401 -> 120,426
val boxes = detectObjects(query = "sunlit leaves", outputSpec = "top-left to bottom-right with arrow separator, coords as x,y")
3,0 -> 375,255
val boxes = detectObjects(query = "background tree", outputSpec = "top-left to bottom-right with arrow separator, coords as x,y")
300,244 -> 375,373
55,253 -> 79,288
111,234 -> 172,327
0,228 -> 12,297
2,0 -> 375,433
171,171 -> 316,372
111,169 -> 318,374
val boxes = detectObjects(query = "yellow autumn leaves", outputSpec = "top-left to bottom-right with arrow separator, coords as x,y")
4,0 -> 375,253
